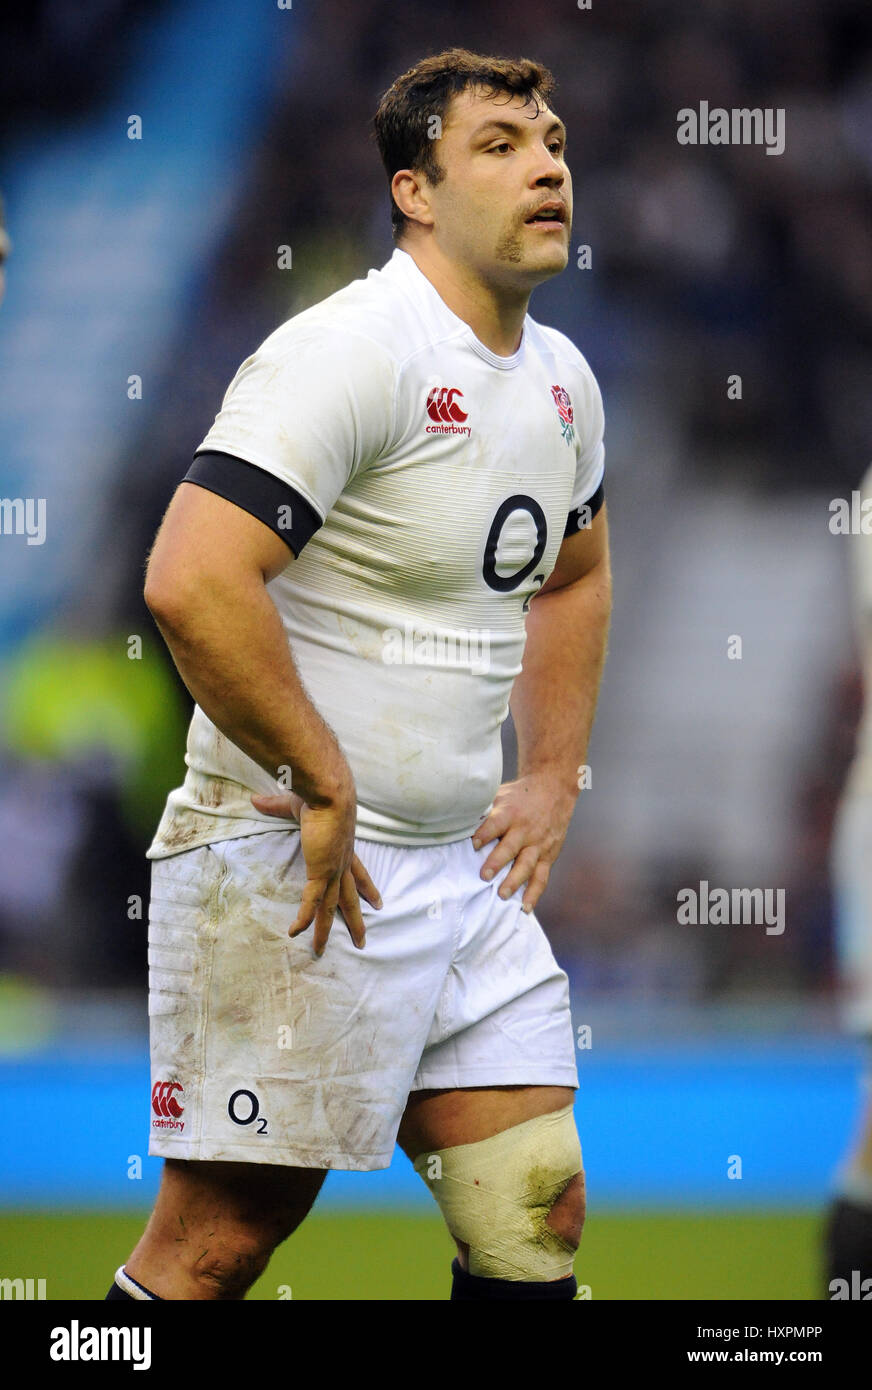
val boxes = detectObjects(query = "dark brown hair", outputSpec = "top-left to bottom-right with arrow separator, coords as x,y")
373,47 -> 556,241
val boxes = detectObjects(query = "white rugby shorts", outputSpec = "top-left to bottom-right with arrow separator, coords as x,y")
147,828 -> 579,1169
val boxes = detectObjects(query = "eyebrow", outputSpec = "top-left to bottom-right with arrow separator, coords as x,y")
470,117 -> 567,145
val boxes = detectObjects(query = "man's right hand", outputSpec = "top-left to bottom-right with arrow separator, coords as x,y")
250,790 -> 382,955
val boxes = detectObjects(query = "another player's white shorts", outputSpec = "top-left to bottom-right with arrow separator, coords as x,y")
831,789 -> 872,1036
147,829 -> 579,1170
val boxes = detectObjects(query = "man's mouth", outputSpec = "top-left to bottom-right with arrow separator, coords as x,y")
525,201 -> 567,227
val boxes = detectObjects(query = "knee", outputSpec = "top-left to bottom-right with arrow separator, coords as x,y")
453,1166 -> 585,1277
546,1169 -> 586,1252
191,1230 -> 273,1298
414,1102 -> 584,1282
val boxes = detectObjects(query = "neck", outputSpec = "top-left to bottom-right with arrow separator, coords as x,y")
398,238 -> 529,358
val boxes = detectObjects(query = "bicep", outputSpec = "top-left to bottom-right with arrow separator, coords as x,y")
538,503 -> 609,596
144,480 -> 294,611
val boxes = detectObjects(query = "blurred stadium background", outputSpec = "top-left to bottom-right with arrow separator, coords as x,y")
1,0 -> 871,1300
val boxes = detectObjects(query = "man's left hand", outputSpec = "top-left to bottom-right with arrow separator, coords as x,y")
470,772 -> 577,914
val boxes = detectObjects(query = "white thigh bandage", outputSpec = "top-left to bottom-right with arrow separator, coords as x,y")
413,1103 -> 583,1281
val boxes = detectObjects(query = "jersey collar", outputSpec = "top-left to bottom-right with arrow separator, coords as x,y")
383,247 -> 526,370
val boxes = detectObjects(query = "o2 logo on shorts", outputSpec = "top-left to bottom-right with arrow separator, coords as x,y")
228,1088 -> 269,1136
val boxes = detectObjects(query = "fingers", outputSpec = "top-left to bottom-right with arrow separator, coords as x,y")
289,856 -> 381,956
475,823 -> 556,914
471,811 -> 507,851
351,853 -> 382,910
288,876 -> 341,956
478,826 -> 526,882
522,860 -> 551,914
496,844 -> 541,903
337,869 -> 367,950
288,880 -> 324,943
287,877 -> 339,958
251,791 -> 304,819
311,878 -> 341,958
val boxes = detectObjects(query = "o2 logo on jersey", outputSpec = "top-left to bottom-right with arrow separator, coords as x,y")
482,495 -> 548,609
228,1088 -> 269,1136
426,386 -> 468,425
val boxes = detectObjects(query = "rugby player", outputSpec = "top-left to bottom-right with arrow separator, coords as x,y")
107,47 -> 611,1302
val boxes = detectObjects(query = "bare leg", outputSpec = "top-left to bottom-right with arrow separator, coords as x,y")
122,1158 -> 326,1300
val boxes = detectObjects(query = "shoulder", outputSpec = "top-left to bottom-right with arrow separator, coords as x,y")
526,318 -> 605,480
524,317 -> 602,402
252,260 -> 432,377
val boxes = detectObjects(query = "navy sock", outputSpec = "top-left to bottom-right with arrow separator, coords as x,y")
450,1256 -> 577,1300
823,1196 -> 872,1292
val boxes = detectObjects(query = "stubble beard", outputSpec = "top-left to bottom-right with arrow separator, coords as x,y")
493,219 -> 525,266
493,214 -> 570,274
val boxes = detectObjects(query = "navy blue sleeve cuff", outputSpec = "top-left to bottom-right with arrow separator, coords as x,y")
184,451 -> 322,556
564,481 -> 604,537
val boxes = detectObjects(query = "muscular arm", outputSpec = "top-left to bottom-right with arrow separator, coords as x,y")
144,481 -> 379,952
144,481 -> 349,807
472,506 -> 612,910
511,504 -> 612,792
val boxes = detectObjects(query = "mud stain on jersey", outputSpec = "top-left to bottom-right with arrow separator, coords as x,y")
156,778 -> 240,851
158,814 -> 216,852
195,776 -> 232,809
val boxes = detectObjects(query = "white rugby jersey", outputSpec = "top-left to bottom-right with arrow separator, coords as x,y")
147,247 -> 605,856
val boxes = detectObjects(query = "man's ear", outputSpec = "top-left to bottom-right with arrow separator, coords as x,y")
391,168 -> 435,230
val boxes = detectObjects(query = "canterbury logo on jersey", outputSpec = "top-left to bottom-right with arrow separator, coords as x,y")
151,1079 -> 185,1130
425,386 -> 471,436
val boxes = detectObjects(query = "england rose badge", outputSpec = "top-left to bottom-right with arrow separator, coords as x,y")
550,384 -> 575,445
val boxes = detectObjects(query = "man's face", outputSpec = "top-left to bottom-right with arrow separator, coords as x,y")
420,85 -> 572,286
